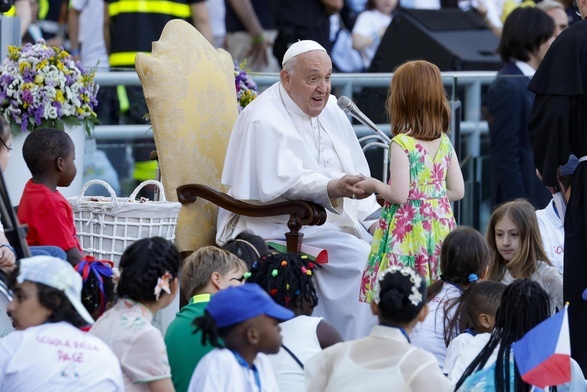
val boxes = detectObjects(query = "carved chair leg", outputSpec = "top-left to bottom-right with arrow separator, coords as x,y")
286,214 -> 303,253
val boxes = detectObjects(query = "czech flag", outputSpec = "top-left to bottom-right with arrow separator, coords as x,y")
513,305 -> 571,390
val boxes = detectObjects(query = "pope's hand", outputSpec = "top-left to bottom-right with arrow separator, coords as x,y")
327,175 -> 371,199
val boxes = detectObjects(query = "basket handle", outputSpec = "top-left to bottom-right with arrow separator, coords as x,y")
78,179 -> 118,202
129,180 -> 168,202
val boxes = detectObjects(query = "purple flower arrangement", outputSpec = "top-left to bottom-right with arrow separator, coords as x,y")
234,61 -> 258,112
0,41 -> 99,135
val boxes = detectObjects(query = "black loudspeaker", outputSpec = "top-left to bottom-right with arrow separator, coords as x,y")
369,8 -> 502,72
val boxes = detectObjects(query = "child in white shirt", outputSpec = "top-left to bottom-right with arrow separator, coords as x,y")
189,283 -> 294,392
444,280 -> 506,378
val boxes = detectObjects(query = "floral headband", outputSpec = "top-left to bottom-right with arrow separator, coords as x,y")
372,266 -> 423,307
154,271 -> 172,301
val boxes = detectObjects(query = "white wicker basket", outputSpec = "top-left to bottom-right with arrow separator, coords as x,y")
68,179 -> 181,266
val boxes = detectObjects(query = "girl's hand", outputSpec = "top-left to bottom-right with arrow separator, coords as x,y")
355,178 -> 379,194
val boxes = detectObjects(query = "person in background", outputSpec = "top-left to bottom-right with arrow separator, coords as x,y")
528,0 -> 587,372
305,266 -> 454,392
225,0 -> 280,72
537,0 -> 569,37
217,40 -> 381,340
189,283 -> 294,391
17,128 -> 83,266
351,0 -> 397,70
90,237 -> 180,392
207,0 -> 226,48
165,246 -> 247,392
0,255 -> 123,391
68,0 -> 109,70
535,155 -> 578,275
247,253 -> 343,392
221,230 -> 269,269
272,0 -> 343,65
444,280 -> 506,378
484,7 -> 554,210
2,0 -> 34,39
557,0 -> 583,26
104,0 -> 214,197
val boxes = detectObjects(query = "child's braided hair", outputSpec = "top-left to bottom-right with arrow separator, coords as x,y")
246,252 -> 318,309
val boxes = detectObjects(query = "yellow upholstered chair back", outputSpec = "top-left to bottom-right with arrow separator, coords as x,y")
135,19 -> 238,253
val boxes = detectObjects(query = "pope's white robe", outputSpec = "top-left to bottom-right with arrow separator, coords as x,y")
217,82 -> 381,339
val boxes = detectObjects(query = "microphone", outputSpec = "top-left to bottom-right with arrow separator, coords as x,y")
337,96 -> 390,144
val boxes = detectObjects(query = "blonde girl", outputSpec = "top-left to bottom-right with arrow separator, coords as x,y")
486,198 -> 563,314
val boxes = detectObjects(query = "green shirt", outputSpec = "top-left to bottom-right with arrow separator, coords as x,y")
164,294 -> 214,392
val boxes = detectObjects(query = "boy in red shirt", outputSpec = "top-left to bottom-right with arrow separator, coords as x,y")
17,128 -> 83,266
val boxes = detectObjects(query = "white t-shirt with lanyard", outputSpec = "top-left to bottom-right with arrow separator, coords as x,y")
188,348 -> 279,392
536,194 -> 565,274
410,283 -> 462,368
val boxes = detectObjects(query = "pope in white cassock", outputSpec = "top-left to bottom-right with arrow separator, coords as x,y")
216,40 -> 381,340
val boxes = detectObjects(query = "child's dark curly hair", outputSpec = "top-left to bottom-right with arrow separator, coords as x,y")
376,266 -> 427,324
246,252 -> 318,310
117,237 -> 180,302
193,311 -> 237,348
22,127 -> 73,176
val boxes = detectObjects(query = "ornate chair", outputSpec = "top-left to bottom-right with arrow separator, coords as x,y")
135,19 -> 326,256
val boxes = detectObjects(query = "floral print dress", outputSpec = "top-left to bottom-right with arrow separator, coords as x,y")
360,133 -> 456,302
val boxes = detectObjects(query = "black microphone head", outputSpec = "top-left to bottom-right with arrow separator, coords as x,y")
337,96 -> 353,113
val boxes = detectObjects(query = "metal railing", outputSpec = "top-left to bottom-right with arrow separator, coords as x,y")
93,70 -> 501,230
93,71 -> 497,157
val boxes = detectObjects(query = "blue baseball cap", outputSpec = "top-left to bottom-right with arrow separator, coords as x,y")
207,283 -> 294,328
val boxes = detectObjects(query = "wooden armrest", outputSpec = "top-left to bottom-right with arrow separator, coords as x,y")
177,184 -> 327,253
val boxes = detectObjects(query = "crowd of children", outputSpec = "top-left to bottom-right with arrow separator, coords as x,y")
0,58 -> 583,391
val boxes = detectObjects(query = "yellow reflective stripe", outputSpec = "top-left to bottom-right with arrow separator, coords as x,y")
108,0 -> 191,18
109,52 -> 152,67
116,85 -> 130,112
38,0 -> 49,20
4,6 -> 15,16
133,161 -> 158,181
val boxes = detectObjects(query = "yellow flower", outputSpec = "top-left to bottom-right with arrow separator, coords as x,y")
37,59 -> 48,70
18,62 -> 30,73
34,75 -> 44,84
56,90 -> 65,103
7,46 -> 20,61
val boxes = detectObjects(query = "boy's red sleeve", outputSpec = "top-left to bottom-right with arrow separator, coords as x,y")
25,197 -> 80,252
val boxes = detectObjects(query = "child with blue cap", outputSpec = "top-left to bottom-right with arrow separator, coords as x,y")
188,283 -> 294,392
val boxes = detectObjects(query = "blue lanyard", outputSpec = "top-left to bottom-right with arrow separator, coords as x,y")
231,350 -> 261,391
552,199 -> 560,219
379,323 -> 411,343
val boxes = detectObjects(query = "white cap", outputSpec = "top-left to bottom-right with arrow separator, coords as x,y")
282,40 -> 327,66
17,256 -> 95,325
